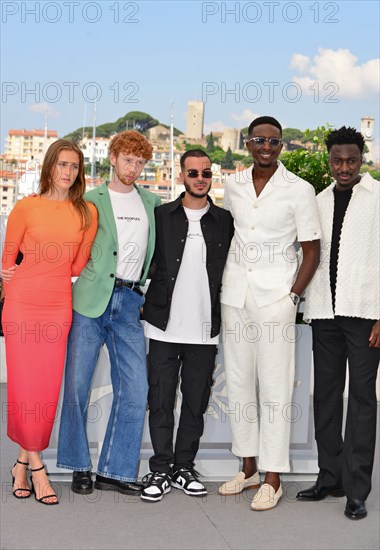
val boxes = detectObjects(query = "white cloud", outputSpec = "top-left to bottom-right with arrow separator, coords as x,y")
230,109 -> 260,125
29,103 -> 60,116
291,48 -> 380,99
204,121 -> 229,134
290,54 -> 310,73
204,110 -> 262,134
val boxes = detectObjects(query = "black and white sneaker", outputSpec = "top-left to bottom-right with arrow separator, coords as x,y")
141,472 -> 171,502
171,468 -> 207,497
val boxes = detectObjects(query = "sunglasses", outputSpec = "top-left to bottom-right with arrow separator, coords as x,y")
186,169 -> 213,179
247,137 -> 282,148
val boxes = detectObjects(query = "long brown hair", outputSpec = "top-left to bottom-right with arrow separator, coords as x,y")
39,139 -> 91,228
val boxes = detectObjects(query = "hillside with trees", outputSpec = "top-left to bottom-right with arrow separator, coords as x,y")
64,111 -> 182,142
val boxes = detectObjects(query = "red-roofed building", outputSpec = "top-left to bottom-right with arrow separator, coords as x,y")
4,129 -> 58,162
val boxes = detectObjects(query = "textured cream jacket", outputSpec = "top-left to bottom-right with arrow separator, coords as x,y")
304,172 -> 379,321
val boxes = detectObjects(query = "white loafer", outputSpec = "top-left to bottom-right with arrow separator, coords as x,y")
251,483 -> 283,511
218,471 -> 260,496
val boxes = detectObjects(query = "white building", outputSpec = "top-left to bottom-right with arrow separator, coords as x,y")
80,136 -> 110,163
221,128 -> 241,153
147,125 -> 171,142
360,116 -> 375,163
0,159 -> 41,214
17,159 -> 40,197
0,170 -> 17,214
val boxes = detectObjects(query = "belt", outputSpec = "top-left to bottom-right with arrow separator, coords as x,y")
114,278 -> 143,296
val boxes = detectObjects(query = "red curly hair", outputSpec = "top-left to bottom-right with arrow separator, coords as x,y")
109,130 -> 153,160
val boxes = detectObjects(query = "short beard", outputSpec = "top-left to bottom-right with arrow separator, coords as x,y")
114,167 -> 135,185
255,159 -> 275,169
184,182 -> 210,198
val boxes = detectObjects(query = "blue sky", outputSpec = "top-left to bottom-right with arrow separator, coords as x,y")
1,0 -> 379,157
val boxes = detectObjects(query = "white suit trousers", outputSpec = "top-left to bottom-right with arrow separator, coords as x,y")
221,290 -> 297,472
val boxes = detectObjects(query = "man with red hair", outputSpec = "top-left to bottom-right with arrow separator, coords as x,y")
57,131 -> 160,496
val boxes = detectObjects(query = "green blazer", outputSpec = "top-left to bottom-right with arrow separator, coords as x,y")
73,183 -> 161,318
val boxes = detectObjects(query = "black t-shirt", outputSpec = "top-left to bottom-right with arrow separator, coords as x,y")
330,187 -> 353,309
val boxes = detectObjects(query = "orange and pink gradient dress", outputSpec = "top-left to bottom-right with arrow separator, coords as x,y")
2,196 -> 97,451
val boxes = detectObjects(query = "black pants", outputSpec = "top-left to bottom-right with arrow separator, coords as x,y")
148,339 -> 216,473
312,317 -> 380,500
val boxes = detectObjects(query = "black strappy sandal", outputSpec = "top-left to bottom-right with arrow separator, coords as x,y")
11,459 -> 33,499
30,464 -> 59,505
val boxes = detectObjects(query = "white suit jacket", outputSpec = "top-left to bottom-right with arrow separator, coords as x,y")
221,162 -> 321,308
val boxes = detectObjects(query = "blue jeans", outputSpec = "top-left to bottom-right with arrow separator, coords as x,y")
57,285 -> 148,482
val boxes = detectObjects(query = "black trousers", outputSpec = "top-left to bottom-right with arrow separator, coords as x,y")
148,339 -> 216,473
312,317 -> 380,500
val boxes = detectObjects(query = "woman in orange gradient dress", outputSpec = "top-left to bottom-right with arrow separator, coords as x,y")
1,140 -> 98,505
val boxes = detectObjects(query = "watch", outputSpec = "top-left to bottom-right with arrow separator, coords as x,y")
289,292 -> 300,306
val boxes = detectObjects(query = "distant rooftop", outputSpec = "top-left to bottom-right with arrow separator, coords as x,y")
8,129 -> 58,137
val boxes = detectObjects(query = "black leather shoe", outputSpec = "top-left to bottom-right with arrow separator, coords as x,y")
94,475 -> 144,495
71,471 -> 94,495
344,499 -> 367,520
296,483 -> 345,501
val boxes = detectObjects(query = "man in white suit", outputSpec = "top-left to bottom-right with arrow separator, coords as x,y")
218,116 -> 321,511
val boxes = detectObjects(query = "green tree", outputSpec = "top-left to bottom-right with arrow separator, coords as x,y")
185,143 -> 206,152
222,147 -> 235,169
209,146 -> 225,165
280,125 -> 333,194
232,152 -> 248,162
97,158 -> 111,179
64,111 -> 160,142
63,128 -> 92,143
160,123 -> 183,136
95,122 -> 118,137
241,155 -> 253,167
113,112 -> 159,134
282,128 -> 304,144
360,166 -> 380,180
206,132 -> 215,153
241,126 -> 249,139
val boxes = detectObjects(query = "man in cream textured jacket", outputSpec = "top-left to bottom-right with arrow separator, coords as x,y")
297,126 -> 380,521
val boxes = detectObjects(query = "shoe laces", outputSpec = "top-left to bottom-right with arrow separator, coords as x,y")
173,468 -> 201,481
142,472 -> 170,486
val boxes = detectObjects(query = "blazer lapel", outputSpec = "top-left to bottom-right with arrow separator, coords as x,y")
135,185 -> 155,229
98,184 -> 118,242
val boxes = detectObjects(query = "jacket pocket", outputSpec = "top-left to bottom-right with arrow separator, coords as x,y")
145,275 -> 168,306
79,263 -> 96,282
